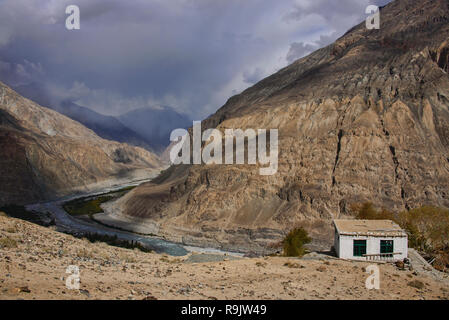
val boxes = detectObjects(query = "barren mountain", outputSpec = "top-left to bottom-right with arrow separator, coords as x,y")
105,0 -> 449,252
0,81 -> 162,206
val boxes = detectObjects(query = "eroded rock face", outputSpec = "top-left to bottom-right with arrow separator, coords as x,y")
0,82 -> 162,206
118,0 -> 449,252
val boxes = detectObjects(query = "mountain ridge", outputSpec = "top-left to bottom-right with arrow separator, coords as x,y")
12,82 -> 191,154
105,0 -> 449,252
0,81 -> 162,206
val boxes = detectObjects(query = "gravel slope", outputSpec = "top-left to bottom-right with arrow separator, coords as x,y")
1,215 -> 448,300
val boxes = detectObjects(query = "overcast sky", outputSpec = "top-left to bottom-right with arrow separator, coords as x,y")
0,0 -> 391,119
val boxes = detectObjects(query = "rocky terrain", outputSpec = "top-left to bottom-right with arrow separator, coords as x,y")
104,0 -> 449,252
0,81 -> 162,206
1,214 -> 448,300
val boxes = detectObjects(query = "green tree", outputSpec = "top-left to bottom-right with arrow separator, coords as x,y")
283,227 -> 311,257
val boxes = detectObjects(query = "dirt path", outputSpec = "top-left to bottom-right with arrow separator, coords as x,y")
408,249 -> 449,284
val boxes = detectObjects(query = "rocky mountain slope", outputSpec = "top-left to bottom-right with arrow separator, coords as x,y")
107,0 -> 449,252
0,81 -> 162,206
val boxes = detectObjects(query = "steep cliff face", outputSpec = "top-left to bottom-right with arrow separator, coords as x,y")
116,0 -> 449,251
0,82 -> 162,206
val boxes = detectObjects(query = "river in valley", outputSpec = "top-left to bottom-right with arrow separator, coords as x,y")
25,178 -> 242,257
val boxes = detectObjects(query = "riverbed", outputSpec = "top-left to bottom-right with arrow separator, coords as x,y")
26,176 -> 243,257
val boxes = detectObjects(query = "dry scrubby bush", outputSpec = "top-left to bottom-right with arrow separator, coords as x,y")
5,227 -> 16,233
76,247 -> 95,259
408,280 -> 425,290
0,236 -> 17,249
282,227 -> 311,257
120,253 -> 137,263
5,224 -> 18,233
316,265 -> 327,272
284,262 -> 304,268
160,256 -> 182,264
352,203 -> 449,272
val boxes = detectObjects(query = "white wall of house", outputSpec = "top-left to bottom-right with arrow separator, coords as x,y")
335,233 -> 408,261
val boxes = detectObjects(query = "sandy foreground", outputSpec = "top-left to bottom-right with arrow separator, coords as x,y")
0,215 -> 448,300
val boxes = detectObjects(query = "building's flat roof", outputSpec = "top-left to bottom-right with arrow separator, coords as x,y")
333,219 -> 407,237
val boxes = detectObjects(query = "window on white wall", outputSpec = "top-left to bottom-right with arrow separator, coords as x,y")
353,240 -> 366,257
380,240 -> 394,257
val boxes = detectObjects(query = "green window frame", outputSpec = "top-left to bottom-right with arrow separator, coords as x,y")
353,240 -> 367,257
380,240 -> 394,256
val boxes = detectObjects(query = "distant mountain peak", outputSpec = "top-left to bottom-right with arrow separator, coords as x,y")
10,82 -> 191,155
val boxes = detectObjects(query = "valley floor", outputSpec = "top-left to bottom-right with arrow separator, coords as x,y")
0,215 -> 448,300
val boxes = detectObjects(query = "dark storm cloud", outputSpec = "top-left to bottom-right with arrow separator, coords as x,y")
285,0 -> 392,63
243,67 -> 266,85
0,0 -> 393,118
286,42 -> 317,64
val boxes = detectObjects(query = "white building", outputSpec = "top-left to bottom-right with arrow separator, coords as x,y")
333,220 -> 408,261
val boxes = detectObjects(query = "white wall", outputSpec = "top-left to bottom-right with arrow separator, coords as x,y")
336,233 -> 408,261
